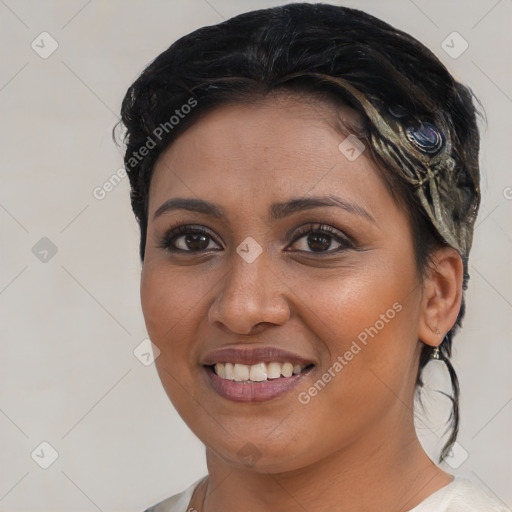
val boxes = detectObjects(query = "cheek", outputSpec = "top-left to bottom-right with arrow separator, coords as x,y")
140,264 -> 209,418
142,263 -> 198,330
140,265 -> 187,369
287,256 -> 421,408
140,261 -> 220,367
282,256 -> 418,350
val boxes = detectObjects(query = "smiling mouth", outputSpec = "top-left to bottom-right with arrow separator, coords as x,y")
207,361 -> 315,382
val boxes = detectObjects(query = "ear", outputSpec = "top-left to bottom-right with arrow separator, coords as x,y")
418,246 -> 463,347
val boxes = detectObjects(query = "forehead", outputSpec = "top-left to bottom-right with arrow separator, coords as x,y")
155,92 -> 362,159
148,94 -> 390,219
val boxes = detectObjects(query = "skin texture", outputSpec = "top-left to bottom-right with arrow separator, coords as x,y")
140,93 -> 463,512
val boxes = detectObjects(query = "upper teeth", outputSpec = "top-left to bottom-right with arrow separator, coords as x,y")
214,362 -> 307,382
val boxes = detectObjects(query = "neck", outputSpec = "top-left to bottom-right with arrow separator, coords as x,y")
194,418 -> 452,512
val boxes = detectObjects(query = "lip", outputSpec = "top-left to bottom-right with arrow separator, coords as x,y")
200,345 -> 316,403
203,364 -> 314,402
201,345 -> 315,366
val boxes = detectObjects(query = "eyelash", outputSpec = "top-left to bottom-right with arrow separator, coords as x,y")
157,222 -> 354,255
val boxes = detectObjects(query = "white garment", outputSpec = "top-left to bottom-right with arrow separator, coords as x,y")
143,475 -> 510,512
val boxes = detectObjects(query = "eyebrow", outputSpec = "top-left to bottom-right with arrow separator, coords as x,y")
153,195 -> 376,224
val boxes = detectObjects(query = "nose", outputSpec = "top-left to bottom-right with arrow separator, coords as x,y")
208,249 -> 291,335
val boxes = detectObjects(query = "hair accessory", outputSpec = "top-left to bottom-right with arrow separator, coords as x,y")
431,346 -> 440,360
378,112 -> 480,265
405,122 -> 444,155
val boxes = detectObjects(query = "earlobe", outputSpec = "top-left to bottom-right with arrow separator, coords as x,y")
418,246 -> 463,348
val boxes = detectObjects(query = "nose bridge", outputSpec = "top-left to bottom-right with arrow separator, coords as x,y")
208,245 -> 289,333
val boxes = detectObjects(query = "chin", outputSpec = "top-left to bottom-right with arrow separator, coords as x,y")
200,424 -> 320,474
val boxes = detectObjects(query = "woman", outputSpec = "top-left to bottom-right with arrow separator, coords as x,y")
118,3 -> 508,511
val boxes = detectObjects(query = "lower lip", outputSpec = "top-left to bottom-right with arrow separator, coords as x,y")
204,366 -> 314,402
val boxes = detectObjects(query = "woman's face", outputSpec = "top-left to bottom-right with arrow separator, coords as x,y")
141,94 -> 425,472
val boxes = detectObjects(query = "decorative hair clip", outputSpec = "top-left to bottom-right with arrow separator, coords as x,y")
384,105 -> 478,266
405,122 -> 444,155
387,106 -> 445,155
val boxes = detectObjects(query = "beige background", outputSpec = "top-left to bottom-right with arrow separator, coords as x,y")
1,0 -> 511,510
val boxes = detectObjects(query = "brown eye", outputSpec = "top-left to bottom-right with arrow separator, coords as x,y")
175,232 -> 212,251
288,223 -> 352,254
293,232 -> 341,252
158,225 -> 222,253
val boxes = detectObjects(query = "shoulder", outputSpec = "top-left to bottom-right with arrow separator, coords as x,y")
142,477 -> 206,512
411,477 -> 511,512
